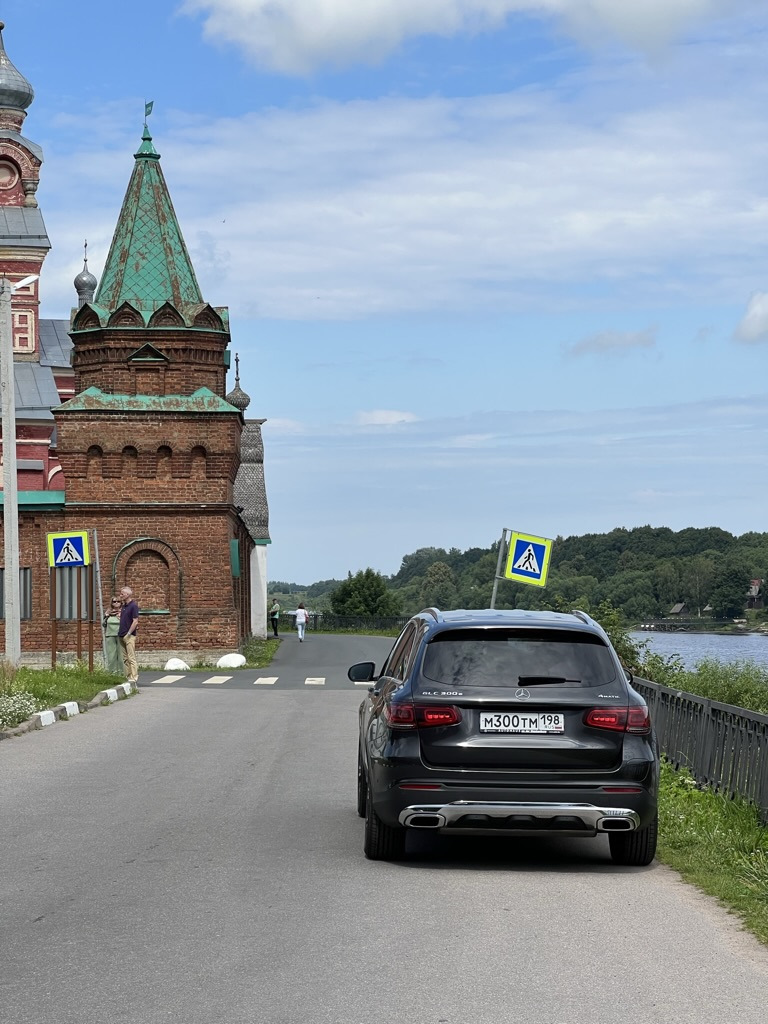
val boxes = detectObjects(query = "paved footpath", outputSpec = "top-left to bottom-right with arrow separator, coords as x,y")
2,634 -> 768,1023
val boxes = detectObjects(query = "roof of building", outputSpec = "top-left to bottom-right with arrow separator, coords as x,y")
94,126 -> 204,313
57,386 -> 241,414
235,419 -> 270,542
39,318 -> 73,368
0,205 -> 50,248
3,360 -> 60,420
0,24 -> 34,111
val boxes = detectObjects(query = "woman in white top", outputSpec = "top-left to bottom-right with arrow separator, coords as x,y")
295,603 -> 309,642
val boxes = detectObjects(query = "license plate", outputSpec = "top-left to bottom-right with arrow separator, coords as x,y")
479,711 -> 564,733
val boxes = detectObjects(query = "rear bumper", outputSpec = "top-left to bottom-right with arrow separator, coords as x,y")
398,800 -> 641,836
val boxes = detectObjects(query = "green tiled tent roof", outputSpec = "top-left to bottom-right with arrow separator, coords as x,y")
94,127 -> 204,312
57,387 -> 241,414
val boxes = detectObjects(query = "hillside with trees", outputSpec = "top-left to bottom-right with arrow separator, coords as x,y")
270,526 -> 768,624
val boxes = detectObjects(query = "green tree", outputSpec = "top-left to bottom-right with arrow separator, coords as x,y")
709,561 -> 751,619
330,569 -> 401,616
419,562 -> 458,609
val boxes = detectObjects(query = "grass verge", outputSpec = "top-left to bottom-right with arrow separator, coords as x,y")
242,635 -> 281,668
658,759 -> 768,946
0,662 -> 124,729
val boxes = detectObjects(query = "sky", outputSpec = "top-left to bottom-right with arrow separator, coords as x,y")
4,0 -> 768,584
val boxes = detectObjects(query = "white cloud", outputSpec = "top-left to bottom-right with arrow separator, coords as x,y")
734,292 -> 768,344
180,0 -> 751,73
356,410 -> 419,425
566,327 -> 657,357
38,16 -> 768,323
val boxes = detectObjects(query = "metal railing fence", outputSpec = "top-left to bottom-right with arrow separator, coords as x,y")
634,677 -> 768,822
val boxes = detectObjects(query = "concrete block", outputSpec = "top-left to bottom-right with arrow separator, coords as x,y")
57,701 -> 80,719
32,709 -> 56,728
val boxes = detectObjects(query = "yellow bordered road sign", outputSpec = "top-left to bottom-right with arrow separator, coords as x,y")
47,531 -> 91,568
504,531 -> 552,587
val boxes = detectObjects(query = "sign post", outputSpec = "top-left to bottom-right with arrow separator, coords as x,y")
47,531 -> 93,669
490,527 -> 554,607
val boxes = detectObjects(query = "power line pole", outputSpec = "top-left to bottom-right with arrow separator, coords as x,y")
0,276 -> 20,663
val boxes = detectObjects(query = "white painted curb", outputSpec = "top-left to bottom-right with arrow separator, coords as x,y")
102,688 -> 119,704
32,709 -> 56,728
58,701 -> 80,719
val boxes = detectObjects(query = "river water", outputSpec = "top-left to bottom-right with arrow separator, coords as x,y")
628,630 -> 768,670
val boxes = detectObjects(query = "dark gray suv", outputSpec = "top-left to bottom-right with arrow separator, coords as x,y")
349,608 -> 659,865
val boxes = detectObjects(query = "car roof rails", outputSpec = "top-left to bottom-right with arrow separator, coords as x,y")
420,607 -> 442,621
571,609 -> 593,625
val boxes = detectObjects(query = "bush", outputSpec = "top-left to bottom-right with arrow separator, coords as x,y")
0,688 -> 43,729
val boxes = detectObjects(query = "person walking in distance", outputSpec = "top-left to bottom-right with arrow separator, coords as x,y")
295,602 -> 308,642
119,586 -> 140,685
269,598 -> 280,637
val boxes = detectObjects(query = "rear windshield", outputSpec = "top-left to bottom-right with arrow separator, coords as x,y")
419,628 -> 619,689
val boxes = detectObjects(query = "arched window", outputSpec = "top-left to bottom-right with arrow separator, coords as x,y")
122,446 -> 138,478
157,445 -> 172,480
86,445 -> 103,479
191,446 -> 207,480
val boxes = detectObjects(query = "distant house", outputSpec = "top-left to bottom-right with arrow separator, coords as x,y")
746,580 -> 764,610
669,602 -> 690,616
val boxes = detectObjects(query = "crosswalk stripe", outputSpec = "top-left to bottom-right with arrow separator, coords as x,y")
201,675 -> 232,685
151,674 -> 186,685
305,677 -> 325,685
254,676 -> 278,685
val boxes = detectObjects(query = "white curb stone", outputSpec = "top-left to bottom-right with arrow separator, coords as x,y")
102,688 -> 119,704
32,709 -> 56,728
58,701 -> 80,719
116,682 -> 133,697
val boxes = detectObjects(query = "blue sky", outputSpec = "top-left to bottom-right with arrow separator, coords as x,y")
6,0 -> 768,584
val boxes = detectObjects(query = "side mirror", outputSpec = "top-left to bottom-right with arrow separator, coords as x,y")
624,668 -> 634,684
348,661 -> 377,683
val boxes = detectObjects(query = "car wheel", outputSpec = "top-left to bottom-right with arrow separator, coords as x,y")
364,800 -> 406,861
608,812 -> 658,866
357,748 -> 367,818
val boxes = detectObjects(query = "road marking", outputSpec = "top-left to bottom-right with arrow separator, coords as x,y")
201,675 -> 232,685
151,674 -> 186,685
254,676 -> 278,685
305,677 -> 325,685
353,681 -> 372,686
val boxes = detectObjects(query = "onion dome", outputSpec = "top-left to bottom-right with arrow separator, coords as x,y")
0,23 -> 34,112
226,353 -> 251,412
74,242 -> 98,307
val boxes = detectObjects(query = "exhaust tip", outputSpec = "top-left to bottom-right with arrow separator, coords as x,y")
406,813 -> 444,829
599,818 -> 634,831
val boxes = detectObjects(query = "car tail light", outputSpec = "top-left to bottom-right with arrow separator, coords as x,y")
584,705 -> 651,735
384,703 -> 462,729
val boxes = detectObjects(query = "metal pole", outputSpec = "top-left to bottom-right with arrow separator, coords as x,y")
489,528 -> 509,610
91,528 -> 107,667
0,277 -> 20,664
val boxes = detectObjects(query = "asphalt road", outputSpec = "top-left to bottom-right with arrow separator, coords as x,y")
2,634 -> 768,1024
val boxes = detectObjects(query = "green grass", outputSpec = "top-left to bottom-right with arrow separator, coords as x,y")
241,635 -> 281,667
0,661 -> 125,729
658,759 -> 768,946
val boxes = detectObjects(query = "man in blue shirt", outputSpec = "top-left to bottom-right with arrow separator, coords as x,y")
119,586 -> 140,685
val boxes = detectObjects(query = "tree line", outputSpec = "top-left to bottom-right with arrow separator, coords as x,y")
269,525 -> 768,623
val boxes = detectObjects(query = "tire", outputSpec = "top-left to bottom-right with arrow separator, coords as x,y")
357,748 -> 367,818
364,799 -> 406,861
609,812 -> 658,866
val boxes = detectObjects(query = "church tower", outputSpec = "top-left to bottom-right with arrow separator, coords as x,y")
0,22 -> 49,357
54,120 -> 255,656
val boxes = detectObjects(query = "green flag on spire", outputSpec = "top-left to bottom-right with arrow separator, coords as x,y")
144,100 -> 154,119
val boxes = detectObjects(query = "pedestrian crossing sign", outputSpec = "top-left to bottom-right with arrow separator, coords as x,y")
47,531 -> 91,568
504,531 -> 552,587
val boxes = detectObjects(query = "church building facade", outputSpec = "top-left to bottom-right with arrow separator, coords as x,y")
0,25 -> 270,665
